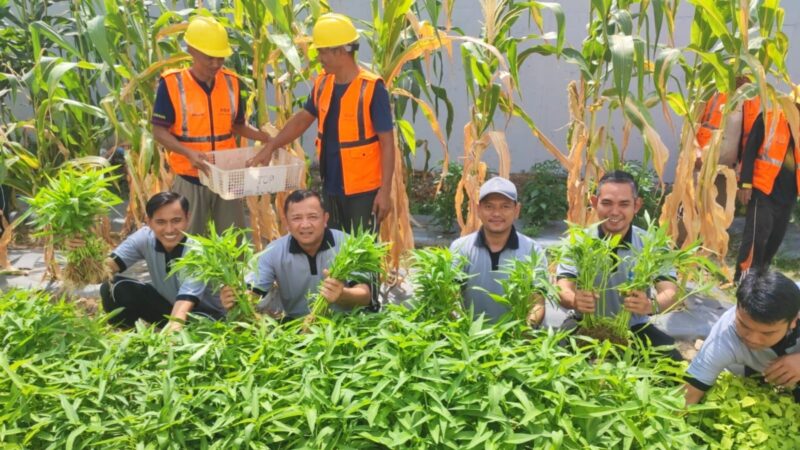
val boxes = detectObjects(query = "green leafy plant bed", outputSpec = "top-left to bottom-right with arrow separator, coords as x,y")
688,372 -> 800,449
0,288 -> 729,449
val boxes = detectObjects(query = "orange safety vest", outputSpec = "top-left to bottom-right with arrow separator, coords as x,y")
162,68 -> 239,177
313,69 -> 384,196
696,93 -> 761,153
752,110 -> 800,196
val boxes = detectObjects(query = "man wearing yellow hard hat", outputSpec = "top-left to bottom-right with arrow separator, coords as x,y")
152,15 -> 271,235
247,13 -> 395,233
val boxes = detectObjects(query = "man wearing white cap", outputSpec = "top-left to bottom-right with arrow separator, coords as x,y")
449,177 -> 548,324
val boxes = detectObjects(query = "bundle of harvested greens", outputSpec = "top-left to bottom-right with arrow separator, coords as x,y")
25,166 -> 121,287
304,228 -> 389,329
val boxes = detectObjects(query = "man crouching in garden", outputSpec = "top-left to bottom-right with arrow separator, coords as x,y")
685,270 -> 800,405
449,177 -> 547,326
556,170 -> 682,360
221,189 -> 375,321
72,192 -> 226,330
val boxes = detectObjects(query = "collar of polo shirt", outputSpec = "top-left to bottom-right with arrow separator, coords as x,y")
289,228 -> 336,256
475,225 -> 519,252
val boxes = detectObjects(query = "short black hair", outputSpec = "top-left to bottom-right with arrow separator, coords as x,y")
283,189 -> 325,216
737,270 -> 800,324
145,192 -> 189,218
597,170 -> 639,198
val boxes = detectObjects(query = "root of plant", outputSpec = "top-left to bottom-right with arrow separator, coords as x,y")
578,322 -> 629,346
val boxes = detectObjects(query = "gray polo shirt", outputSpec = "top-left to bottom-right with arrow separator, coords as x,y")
247,228 -> 368,318
449,227 -> 547,322
687,307 -> 800,391
556,225 -> 675,327
110,226 -> 225,317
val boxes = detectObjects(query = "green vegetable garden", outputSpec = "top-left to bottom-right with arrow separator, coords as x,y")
2,0 -> 800,449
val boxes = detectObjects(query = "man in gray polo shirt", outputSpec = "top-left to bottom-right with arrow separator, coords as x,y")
449,177 -> 547,324
96,192 -> 225,330
685,270 -> 800,405
556,170 -> 681,359
234,189 -> 374,319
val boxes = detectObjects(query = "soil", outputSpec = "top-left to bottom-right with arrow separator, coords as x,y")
577,323 -> 629,346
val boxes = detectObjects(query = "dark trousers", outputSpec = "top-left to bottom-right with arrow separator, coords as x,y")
100,276 -> 218,327
630,322 -> 683,361
323,190 -> 378,234
735,190 -> 795,282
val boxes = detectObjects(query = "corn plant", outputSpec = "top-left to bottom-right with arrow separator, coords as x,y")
409,247 -> 468,321
489,252 -> 556,329
557,222 -> 622,332
168,221 -> 256,320
305,228 -> 389,327
23,165 -> 121,287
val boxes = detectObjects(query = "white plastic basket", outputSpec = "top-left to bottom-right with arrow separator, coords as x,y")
198,147 -> 304,200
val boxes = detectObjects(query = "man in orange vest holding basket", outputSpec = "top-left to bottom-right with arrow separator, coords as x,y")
735,90 -> 800,282
152,16 -> 271,235
247,13 -> 395,233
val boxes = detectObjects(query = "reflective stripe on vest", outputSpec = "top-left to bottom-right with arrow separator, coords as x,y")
313,70 -> 384,195
162,68 -> 239,177
752,110 -> 800,196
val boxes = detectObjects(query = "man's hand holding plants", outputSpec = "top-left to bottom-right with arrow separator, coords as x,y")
764,353 -> 800,389
319,269 -> 345,304
622,290 -> 653,315
574,289 -> 598,314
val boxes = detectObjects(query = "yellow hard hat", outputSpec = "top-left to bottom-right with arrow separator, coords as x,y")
184,16 -> 232,58
312,13 -> 359,49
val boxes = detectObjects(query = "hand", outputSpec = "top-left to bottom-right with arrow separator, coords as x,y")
372,188 -> 392,224
166,319 -> 184,333
574,290 -> 597,314
64,237 -> 86,251
319,269 -> 345,304
220,285 -> 237,311
246,144 -> 274,168
737,187 -> 752,205
187,150 -> 210,176
526,302 -> 545,328
623,290 -> 653,315
764,353 -> 800,389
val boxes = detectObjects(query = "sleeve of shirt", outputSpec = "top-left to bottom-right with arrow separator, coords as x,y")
686,329 -> 737,391
370,80 -> 394,133
109,228 -> 148,272
249,245 -> 277,296
739,113 -> 763,186
175,276 -> 206,304
151,78 -> 175,128
304,92 -> 318,117
556,256 -> 577,280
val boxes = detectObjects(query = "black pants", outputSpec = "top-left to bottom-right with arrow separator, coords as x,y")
323,190 -> 378,233
630,322 -> 683,361
735,190 -> 796,282
100,276 -> 217,327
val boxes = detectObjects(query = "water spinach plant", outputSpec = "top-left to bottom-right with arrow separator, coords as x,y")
490,252 -> 557,331
557,222 -> 622,338
169,222 -> 256,320
614,214 -> 724,338
409,247 -> 469,321
24,165 -> 121,287
305,228 -> 389,327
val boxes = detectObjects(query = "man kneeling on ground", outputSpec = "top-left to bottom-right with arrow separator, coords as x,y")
222,189 -> 375,320
88,192 -> 226,330
449,177 -> 547,326
556,170 -> 682,360
685,270 -> 800,405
